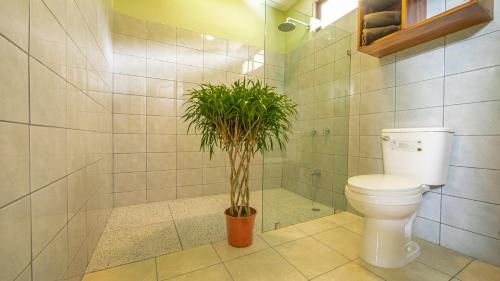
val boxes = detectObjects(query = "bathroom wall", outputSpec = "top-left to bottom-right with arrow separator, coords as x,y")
280,21 -> 352,209
347,1 -> 500,265
0,0 -> 114,280
111,13 -> 285,206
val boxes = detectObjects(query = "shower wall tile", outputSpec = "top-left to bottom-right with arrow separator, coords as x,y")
147,40 -> 176,63
31,178 -> 68,256
444,101 -> 500,135
32,225 -> 68,281
0,35 -> 29,123
444,166 -> 500,204
0,196 -> 31,281
444,65 -> 500,105
395,78 -> 444,110
30,59 -> 67,127
0,122 -> 30,207
441,195 -> 499,239
395,107 -> 443,128
395,48 -> 444,85
146,21 -> 176,44
0,0 -> 29,50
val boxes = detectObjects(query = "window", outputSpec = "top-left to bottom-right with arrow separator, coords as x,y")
315,0 -> 357,28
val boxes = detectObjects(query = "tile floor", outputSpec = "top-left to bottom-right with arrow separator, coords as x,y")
86,188 -> 334,272
83,211 -> 500,281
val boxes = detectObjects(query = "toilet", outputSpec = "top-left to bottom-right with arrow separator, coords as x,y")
345,127 -> 454,268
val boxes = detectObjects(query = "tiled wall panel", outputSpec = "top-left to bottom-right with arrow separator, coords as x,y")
0,0 -> 113,280
346,0 -> 500,265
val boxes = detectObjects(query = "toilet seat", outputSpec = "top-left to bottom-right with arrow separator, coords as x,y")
347,174 -> 422,196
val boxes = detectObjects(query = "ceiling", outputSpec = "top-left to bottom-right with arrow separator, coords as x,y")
265,0 -> 300,11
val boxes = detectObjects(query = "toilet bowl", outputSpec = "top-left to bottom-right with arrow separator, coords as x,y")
345,174 -> 423,268
344,127 -> 454,268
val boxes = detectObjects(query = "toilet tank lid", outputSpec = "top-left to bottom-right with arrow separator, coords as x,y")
382,127 -> 454,133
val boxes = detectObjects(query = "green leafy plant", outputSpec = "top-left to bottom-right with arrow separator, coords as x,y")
183,79 -> 297,217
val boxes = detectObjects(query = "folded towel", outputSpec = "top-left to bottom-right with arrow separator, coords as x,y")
362,25 -> 400,45
364,11 -> 401,28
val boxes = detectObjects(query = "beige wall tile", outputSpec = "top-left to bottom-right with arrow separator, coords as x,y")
114,190 -> 147,207
359,112 -> 394,136
114,133 -> 146,153
113,114 -> 146,134
147,152 -> 176,171
0,35 -> 29,123
177,168 -> 202,186
360,88 -> 395,114
147,187 -> 176,202
30,0 -> 67,78
0,122 -> 29,206
147,134 -> 176,152
113,33 -> 146,57
32,224 -> 68,281
147,59 -> 176,80
146,97 -> 176,116
360,63 -> 395,93
113,13 -> 146,38
0,196 -> 31,281
114,153 -> 146,173
146,78 -> 175,98
113,74 -> 146,96
0,0 -> 29,50
67,207 -> 86,262
30,58 -> 67,127
146,21 -> 175,43
114,172 -> 146,192
113,94 -> 146,115
146,40 -> 176,63
177,28 -> 203,50
176,64 -> 203,83
147,116 -> 176,134
30,126 -> 67,190
395,107 -> 443,128
31,178 -> 68,256
147,170 -> 176,189
114,53 -> 146,76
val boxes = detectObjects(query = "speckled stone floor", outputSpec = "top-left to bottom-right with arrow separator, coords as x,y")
86,188 -> 335,273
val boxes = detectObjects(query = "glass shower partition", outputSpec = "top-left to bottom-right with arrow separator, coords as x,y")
262,1 -> 352,232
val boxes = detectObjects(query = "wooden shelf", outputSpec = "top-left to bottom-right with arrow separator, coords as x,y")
357,0 -> 493,57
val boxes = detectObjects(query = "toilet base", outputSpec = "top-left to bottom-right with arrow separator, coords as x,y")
360,217 -> 420,268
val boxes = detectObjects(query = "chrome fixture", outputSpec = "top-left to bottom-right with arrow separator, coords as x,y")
311,129 -> 318,136
323,128 -> 331,135
278,17 -> 310,32
310,169 -> 321,176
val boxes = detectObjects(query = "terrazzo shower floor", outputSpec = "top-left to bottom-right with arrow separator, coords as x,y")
86,188 -> 335,272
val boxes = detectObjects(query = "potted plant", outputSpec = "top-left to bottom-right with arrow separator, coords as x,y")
183,79 -> 297,247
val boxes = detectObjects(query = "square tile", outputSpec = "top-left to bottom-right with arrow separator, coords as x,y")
165,264 -> 231,281
275,237 -> 349,279
293,218 -> 338,235
416,239 -> 473,276
224,248 -> 306,281
356,259 -> 452,281
156,244 -> 220,280
213,235 -> 269,261
312,262 -> 383,281
314,227 -> 361,259
456,260 -> 500,281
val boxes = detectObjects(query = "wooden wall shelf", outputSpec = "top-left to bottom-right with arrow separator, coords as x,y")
357,0 -> 494,57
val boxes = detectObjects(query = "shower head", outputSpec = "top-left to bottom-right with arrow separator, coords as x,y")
278,17 -> 309,32
278,21 -> 296,32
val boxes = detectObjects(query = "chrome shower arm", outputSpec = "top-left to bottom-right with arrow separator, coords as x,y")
285,17 -> 310,28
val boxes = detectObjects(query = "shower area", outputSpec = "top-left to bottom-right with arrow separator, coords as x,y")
0,0 -> 356,279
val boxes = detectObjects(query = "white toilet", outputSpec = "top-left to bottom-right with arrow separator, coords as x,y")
345,127 -> 454,268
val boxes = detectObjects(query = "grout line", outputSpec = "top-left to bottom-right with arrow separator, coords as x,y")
450,258 -> 475,280
210,243 -> 235,281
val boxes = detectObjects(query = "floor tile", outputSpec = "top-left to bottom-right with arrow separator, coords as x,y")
165,264 -> 232,281
343,219 -> 364,235
274,237 -> 350,279
323,211 -> 362,225
156,244 -> 221,280
313,227 -> 361,259
293,217 -> 338,235
416,238 -> 473,276
82,258 -> 156,281
312,262 -> 383,281
356,258 -> 452,281
456,260 -> 500,281
87,222 -> 181,272
213,235 -> 269,261
105,201 -> 173,231
259,225 -> 307,246
224,248 -> 307,281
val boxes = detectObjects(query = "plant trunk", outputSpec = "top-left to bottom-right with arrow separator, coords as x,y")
228,146 -> 251,217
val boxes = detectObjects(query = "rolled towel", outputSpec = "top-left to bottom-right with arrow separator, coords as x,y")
362,25 -> 400,45
364,11 -> 401,28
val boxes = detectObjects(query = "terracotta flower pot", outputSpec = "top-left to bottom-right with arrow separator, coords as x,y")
225,207 -> 257,247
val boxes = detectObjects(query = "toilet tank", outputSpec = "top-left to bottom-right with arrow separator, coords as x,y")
381,127 -> 454,186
